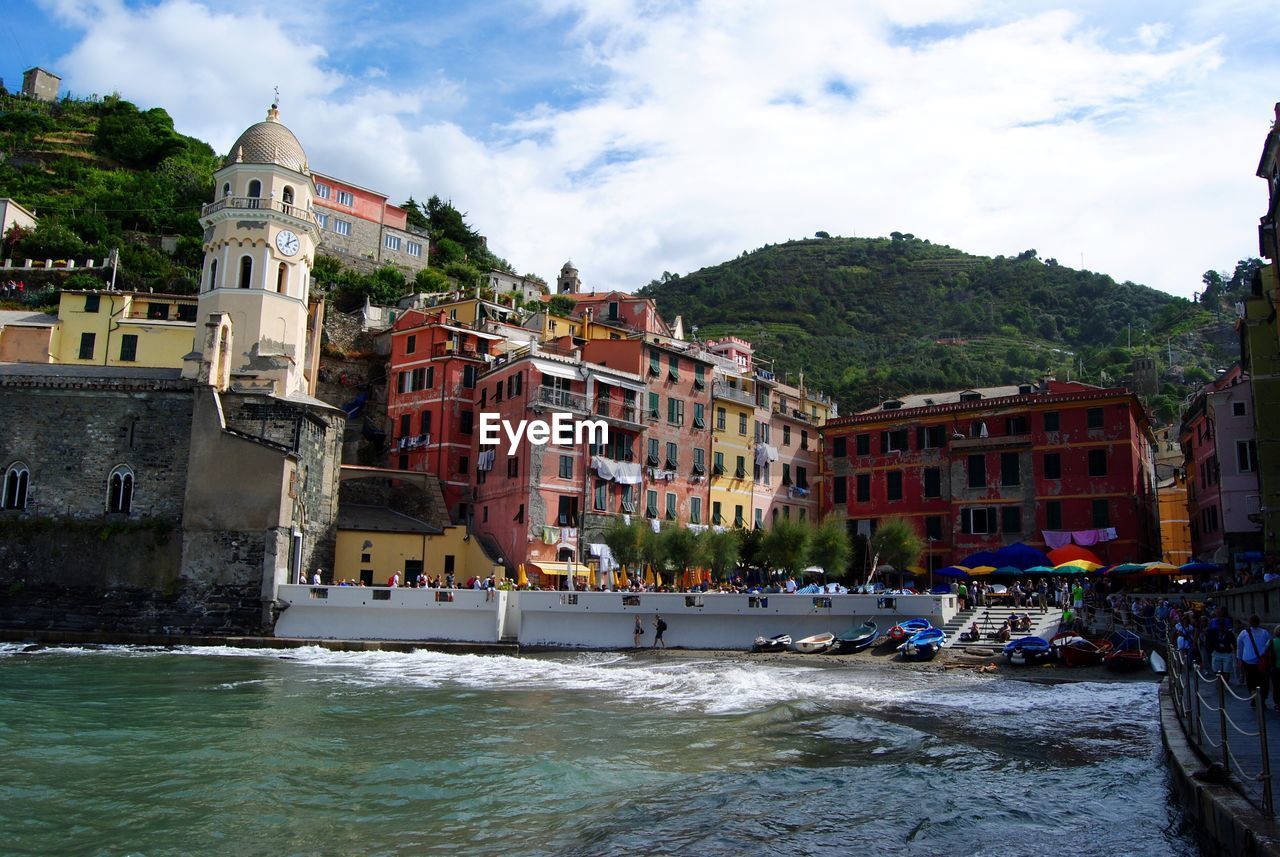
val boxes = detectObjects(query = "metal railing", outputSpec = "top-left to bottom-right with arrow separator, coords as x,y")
202,196 -> 318,224
712,381 -> 754,406
534,386 -> 588,413
1167,646 -> 1274,816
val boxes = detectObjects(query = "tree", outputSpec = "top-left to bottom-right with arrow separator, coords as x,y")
16,222 -> 85,260
736,526 -> 765,572
701,529 -> 740,581
659,525 -> 699,583
807,518 -> 850,579
401,196 -> 429,232
762,519 -> 810,576
547,295 -> 576,318
602,518 -> 643,582
870,517 -> 922,574
1200,270 -> 1224,305
639,523 -> 663,584
814,231 -> 830,239
414,266 -> 449,293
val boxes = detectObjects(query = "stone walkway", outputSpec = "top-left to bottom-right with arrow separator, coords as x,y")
1182,664 -> 1280,815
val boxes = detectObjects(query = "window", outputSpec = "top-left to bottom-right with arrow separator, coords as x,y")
693,448 -> 705,475
713,451 -> 724,475
960,507 -> 994,534
594,479 -> 607,512
713,501 -> 723,525
665,442 -> 679,469
385,234 -> 401,251
1087,449 -> 1107,477
693,403 -> 705,429
621,485 -> 636,513
923,467 -> 941,499
882,429 -> 908,453
607,300 -> 620,320
967,454 -> 986,489
207,259 -> 218,291
78,332 -> 95,360
559,455 -> 573,479
856,473 -> 871,502
1091,499 -> 1110,528
337,190 -> 354,206
222,182 -> 231,198
105,465 -> 134,514
459,411 -> 474,435
1001,506 -> 1021,534
463,365 -> 476,389
1233,401 -> 1247,417
833,476 -> 847,504
667,353 -> 679,381
667,398 -> 684,426
665,493 -> 677,520
690,497 -> 702,525
801,430 -> 810,450
1046,500 -> 1062,530
316,213 -> 328,229
398,454 -> 409,470
316,182 -> 331,199
1043,452 -> 1062,480
557,496 -> 579,526
1087,407 -> 1104,429
734,505 -> 745,527
648,392 -> 660,420
738,413 -> 748,435
694,365 -> 706,389
406,335 -> 416,355
1044,411 -> 1060,432
755,508 -> 764,529
3,462 -> 29,510
238,255 -> 253,288
177,303 -> 197,322
926,515 -> 942,541
85,294 -> 100,313
796,466 -> 808,488
783,425 -> 792,446
648,349 -> 661,376
507,456 -> 519,477
118,334 -> 138,362
421,411 -> 431,434
407,241 -> 422,257
716,407 -> 726,431
735,456 -> 746,479
276,263 -> 288,294
833,436 -> 847,458
282,186 -> 294,204
886,471 -> 903,501
856,434 -> 870,456
333,219 -> 351,236
458,456 -> 469,475
399,414 -> 411,437
511,372 -> 522,396
247,179 -> 261,198
646,490 -> 659,518
647,439 -> 660,466
1238,440 -> 1258,473
920,425 -> 946,449
1000,452 -> 1019,486
782,463 -> 792,486
1005,416 -> 1029,435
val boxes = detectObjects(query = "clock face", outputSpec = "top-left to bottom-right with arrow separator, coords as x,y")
275,230 -> 300,257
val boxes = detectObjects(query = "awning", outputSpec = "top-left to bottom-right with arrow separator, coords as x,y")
534,361 -> 580,380
529,562 -> 593,576
595,376 -> 646,395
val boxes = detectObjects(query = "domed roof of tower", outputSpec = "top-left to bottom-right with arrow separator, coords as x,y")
561,260 -> 577,272
224,104 -> 309,174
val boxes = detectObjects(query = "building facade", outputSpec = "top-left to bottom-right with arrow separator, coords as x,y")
822,380 -> 1158,569
312,173 -> 429,274
51,290 -> 198,368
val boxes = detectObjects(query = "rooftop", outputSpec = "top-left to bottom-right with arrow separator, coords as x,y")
337,503 -> 443,535
0,310 -> 57,328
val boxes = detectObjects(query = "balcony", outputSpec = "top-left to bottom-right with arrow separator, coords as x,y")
534,387 -> 588,413
201,196 -> 318,225
949,433 -> 1033,451
712,381 -> 754,406
594,397 -> 642,426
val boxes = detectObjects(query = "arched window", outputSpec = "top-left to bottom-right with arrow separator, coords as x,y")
207,258 -> 218,292
222,182 -> 231,198
107,465 -> 134,514
276,262 -> 287,294
239,255 -> 253,289
247,179 -> 261,198
556,547 -> 575,563
2,462 -> 29,510
282,186 -> 294,205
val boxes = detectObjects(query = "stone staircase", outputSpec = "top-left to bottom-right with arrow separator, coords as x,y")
942,604 -> 1065,650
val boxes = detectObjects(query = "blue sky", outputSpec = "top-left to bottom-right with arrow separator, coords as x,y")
4,0 -> 1280,298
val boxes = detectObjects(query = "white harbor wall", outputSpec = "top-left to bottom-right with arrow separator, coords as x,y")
271,587 -> 958,649
274,585 -> 508,642
516,591 -> 957,649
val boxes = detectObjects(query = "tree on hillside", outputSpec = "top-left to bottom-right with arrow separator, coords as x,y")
870,517 -> 922,574
401,197 -> 430,232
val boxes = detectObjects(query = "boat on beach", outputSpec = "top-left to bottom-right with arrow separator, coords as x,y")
831,622 -> 879,653
1149,649 -> 1167,675
887,618 -> 931,643
1050,632 -> 1113,667
1103,631 -> 1146,672
1003,636 -> 1053,665
792,632 -> 835,654
752,634 -> 792,653
898,628 -> 945,661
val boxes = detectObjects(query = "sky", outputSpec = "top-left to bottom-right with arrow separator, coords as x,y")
4,0 -> 1279,298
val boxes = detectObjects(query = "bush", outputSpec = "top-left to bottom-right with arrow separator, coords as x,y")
16,223 -> 85,260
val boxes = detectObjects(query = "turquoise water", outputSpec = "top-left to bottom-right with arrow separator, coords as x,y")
0,645 -> 1198,856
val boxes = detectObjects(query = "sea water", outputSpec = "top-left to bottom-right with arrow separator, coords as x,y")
0,645 -> 1200,856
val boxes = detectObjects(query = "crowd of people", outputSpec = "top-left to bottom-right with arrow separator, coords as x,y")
1164,602 -> 1280,711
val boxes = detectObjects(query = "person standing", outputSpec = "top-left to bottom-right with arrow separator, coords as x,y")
634,615 -> 644,648
312,568 -> 322,586
957,581 -> 968,611
1036,579 -> 1048,614
1206,610 -> 1236,678
298,569 -> 307,585
1237,615 -> 1273,696
653,614 -> 667,649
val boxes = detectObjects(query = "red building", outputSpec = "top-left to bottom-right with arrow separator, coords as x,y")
385,309 -> 504,520
822,380 -> 1158,569
581,337 -> 714,526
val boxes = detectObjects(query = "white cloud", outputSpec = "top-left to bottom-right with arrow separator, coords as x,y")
40,0 -> 1276,297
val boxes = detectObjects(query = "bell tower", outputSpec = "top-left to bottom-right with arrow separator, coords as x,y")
557,260 -> 581,294
185,101 -> 319,397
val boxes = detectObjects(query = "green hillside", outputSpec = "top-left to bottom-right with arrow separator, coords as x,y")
638,235 -> 1222,416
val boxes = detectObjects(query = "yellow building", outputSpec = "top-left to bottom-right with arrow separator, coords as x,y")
1157,471 -> 1192,566
334,504 -> 504,585
710,368 -> 757,528
51,290 -> 197,367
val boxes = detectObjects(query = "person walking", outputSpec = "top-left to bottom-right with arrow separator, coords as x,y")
1237,615 -> 1273,697
1206,610 -> 1236,678
1036,579 -> 1048,614
634,615 -> 644,648
653,614 -> 667,649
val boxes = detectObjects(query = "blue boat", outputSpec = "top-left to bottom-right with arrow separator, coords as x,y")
888,618 -> 932,644
1003,635 -> 1053,665
898,627 -> 946,661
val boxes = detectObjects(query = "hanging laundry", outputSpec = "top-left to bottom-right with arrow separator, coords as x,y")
542,526 -> 560,545
1042,531 -> 1073,549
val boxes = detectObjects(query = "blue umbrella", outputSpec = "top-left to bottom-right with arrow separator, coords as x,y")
960,551 -> 1002,569
1180,561 -> 1217,574
934,565 -> 971,580
993,543 -> 1051,571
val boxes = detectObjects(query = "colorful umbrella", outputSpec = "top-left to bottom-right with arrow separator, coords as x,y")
1106,563 -> 1146,575
517,563 -> 528,587
966,565 -> 998,577
990,566 -> 1025,577
1140,561 -> 1181,575
1054,560 -> 1102,574
993,543 -> 1052,570
1047,545 -> 1104,566
934,566 -> 971,579
960,551 -> 1002,568
1023,565 -> 1056,575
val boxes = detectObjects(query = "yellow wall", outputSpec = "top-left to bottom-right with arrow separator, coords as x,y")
710,385 -> 756,527
1158,478 -> 1193,566
335,525 -> 503,583
0,325 -> 52,362
53,292 -> 196,368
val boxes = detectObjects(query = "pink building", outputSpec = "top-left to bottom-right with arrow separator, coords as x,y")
311,172 -> 429,272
